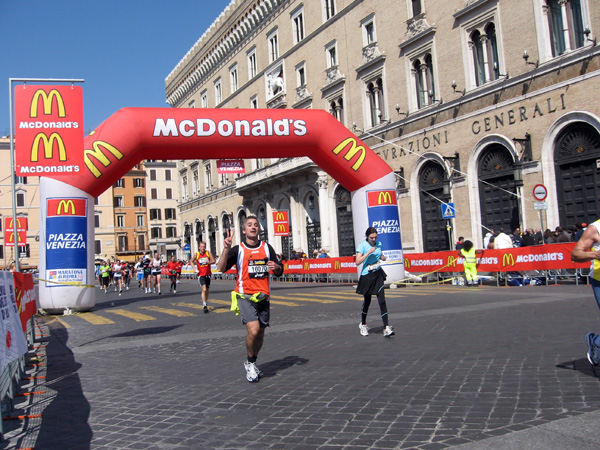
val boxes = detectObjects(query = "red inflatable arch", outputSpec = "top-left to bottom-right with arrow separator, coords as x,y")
38,108 -> 405,312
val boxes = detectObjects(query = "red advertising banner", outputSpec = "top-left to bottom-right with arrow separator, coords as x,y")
14,85 -> 84,178
46,198 -> 87,217
403,243 -> 588,273
4,217 -> 28,247
273,211 -> 290,236
217,159 -> 245,174
283,257 -> 356,274
13,273 -> 37,333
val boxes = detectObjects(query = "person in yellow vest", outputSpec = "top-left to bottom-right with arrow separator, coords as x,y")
571,219 -> 600,365
193,242 -> 215,312
459,240 -> 483,287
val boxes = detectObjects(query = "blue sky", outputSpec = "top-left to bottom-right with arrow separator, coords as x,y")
1,0 -> 231,136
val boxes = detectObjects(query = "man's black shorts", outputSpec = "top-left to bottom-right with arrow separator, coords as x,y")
198,275 -> 211,288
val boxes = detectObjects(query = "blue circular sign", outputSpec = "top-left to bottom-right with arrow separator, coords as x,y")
183,244 -> 191,252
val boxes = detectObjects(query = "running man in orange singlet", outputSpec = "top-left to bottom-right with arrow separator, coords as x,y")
194,241 -> 215,312
217,216 -> 283,382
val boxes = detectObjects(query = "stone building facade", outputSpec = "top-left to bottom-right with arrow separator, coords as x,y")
166,0 -> 599,256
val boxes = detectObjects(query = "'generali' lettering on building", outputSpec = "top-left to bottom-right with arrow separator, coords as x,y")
472,94 -> 566,135
153,118 -> 308,138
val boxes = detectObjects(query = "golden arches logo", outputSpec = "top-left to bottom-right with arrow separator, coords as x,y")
275,212 -> 286,221
502,253 -> 516,267
284,262 -> 289,271
304,262 -> 309,271
30,89 -> 66,118
276,224 -> 287,233
332,137 -> 366,171
57,200 -> 76,215
334,261 -> 341,270
447,256 -> 458,268
31,132 -> 67,162
404,258 -> 411,269
7,218 -> 24,230
84,141 -> 124,178
378,191 -> 393,205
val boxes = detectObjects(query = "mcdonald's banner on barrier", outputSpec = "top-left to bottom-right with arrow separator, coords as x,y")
273,211 -> 290,237
403,243 -> 588,273
13,273 -> 37,333
283,257 -> 356,274
14,85 -> 84,178
217,159 -> 245,174
0,271 -> 28,374
45,197 -> 88,287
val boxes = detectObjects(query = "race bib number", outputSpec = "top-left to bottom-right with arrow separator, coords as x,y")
199,257 -> 208,265
248,260 -> 269,279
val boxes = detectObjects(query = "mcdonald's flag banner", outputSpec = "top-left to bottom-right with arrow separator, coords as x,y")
403,243 -> 589,273
14,85 -> 84,178
0,272 -> 28,374
45,197 -> 88,287
273,211 -> 290,237
3,217 -> 28,248
13,273 -> 37,333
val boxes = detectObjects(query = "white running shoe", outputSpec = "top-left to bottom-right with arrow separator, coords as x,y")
359,323 -> 369,336
383,326 -> 395,337
244,362 -> 259,382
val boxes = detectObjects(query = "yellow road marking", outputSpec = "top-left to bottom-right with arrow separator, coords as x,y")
52,316 -> 70,328
105,309 -> 156,322
77,313 -> 115,325
276,295 -> 341,304
171,301 -> 230,314
140,306 -> 196,317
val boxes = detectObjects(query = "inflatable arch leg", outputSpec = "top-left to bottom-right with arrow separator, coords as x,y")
38,177 -> 96,313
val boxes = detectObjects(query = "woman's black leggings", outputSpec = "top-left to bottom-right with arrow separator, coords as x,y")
361,289 -> 388,327
170,275 -> 177,291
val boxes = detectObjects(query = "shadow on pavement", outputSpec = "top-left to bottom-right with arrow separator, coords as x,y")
36,318 -> 93,449
78,325 -> 184,348
556,358 -> 600,379
259,355 -> 309,378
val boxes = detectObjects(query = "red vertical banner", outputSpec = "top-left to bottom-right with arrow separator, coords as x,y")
272,211 -> 290,236
14,85 -> 84,177
4,217 -> 28,248
13,273 -> 37,333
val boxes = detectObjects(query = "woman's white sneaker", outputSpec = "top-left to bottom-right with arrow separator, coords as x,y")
383,326 -> 395,337
359,323 -> 369,336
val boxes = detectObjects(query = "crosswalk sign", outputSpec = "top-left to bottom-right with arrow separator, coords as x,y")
441,203 -> 456,219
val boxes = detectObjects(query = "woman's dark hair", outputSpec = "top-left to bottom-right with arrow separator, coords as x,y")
365,226 -> 378,238
463,240 -> 473,252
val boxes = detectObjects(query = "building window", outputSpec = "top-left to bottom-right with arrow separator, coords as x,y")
150,169 -> 157,181
151,227 -> 162,239
166,226 -> 177,238
114,196 -> 124,207
16,192 -> 25,207
181,176 -> 188,200
201,90 -> 208,108
138,234 -> 145,251
14,175 -> 27,185
94,214 -> 100,228
192,170 -> 199,196
151,188 -> 158,200
366,77 -> 386,127
292,8 -> 305,44
411,0 -> 423,17
18,244 -> 30,258
296,63 -> 306,87
219,173 -> 227,187
205,163 -> 213,191
166,188 -> 172,199
230,64 -> 239,93
188,100 -> 196,108
326,41 -> 337,68
412,54 -> 436,109
165,169 -> 171,181
330,97 -> 344,123
134,196 -> 146,207
268,29 -> 279,63
137,215 -> 145,227
470,23 -> 501,87
134,178 -> 144,188
214,78 -> 222,105
150,209 -> 161,221
165,208 -> 177,220
250,95 -> 258,108
114,178 -> 124,188
247,47 -> 257,79
323,0 -> 336,20
546,0 -> 586,56
95,240 -> 102,254
116,215 -> 125,228
362,16 -> 376,46
118,235 -> 128,251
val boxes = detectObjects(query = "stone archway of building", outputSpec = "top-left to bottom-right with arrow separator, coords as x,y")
418,160 -> 451,252
554,122 -> 600,226
334,185 -> 354,256
36,107 -> 404,312
477,144 -> 520,236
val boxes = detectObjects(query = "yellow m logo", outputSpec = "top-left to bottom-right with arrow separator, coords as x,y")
447,256 -> 457,268
30,89 -> 66,118
304,262 -> 309,271
31,133 -> 67,162
404,258 -> 411,269
378,191 -> 392,205
57,200 -> 76,215
332,137 -> 366,171
276,224 -> 287,232
502,253 -> 515,267
334,261 -> 341,270
275,212 -> 286,221
84,141 -> 124,178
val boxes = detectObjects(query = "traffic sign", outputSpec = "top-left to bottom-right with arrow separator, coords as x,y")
534,201 -> 547,210
533,184 -> 547,202
183,244 -> 191,252
441,203 -> 456,219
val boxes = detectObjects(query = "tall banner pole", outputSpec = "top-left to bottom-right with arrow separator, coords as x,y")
8,79 -> 20,271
